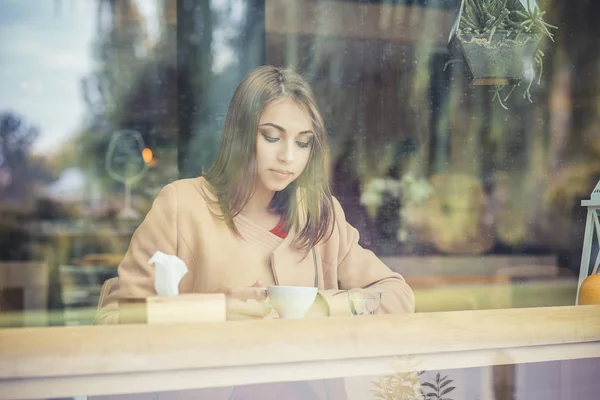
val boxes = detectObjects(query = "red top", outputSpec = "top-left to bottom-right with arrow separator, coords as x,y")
270,214 -> 288,239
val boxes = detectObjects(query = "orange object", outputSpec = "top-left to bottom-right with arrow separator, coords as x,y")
578,273 -> 600,305
142,147 -> 153,164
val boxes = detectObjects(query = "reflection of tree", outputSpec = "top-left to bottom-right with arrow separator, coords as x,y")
0,112 -> 50,204
0,112 -> 54,261
72,0 -> 267,200
70,0 -> 179,215
178,0 -> 266,177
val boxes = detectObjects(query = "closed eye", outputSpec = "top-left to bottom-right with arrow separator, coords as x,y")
261,133 -> 279,143
296,140 -> 311,148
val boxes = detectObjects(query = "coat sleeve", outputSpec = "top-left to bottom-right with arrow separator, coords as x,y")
94,183 -> 179,324
319,198 -> 415,316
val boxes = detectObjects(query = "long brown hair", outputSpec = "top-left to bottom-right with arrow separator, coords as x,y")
202,65 -> 335,250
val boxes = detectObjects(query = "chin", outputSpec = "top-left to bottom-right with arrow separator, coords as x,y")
267,181 -> 292,192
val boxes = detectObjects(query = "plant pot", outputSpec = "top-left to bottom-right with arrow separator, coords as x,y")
448,31 -> 540,86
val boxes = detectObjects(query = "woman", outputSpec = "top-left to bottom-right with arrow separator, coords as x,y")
96,66 -> 414,323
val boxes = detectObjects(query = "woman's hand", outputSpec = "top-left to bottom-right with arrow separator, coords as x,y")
224,280 -> 273,321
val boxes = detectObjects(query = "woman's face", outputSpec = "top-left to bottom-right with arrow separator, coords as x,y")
254,97 -> 314,196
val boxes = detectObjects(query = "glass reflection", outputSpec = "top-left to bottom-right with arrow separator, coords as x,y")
0,0 -> 598,328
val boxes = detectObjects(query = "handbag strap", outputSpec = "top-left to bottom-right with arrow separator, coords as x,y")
312,248 -> 318,288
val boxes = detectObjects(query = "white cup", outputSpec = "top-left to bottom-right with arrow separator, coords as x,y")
267,285 -> 318,319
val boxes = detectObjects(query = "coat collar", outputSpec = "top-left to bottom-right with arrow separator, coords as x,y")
269,228 -> 316,288
268,188 -> 316,287
194,177 -> 316,287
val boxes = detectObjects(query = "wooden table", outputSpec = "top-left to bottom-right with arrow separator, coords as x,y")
0,305 -> 599,399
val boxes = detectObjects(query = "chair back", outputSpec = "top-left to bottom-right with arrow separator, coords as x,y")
97,277 -> 119,310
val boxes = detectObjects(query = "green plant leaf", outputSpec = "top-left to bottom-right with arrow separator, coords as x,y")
436,373 -> 440,383
426,394 -> 438,398
422,382 -> 437,390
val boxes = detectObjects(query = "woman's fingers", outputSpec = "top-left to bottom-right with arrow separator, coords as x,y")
222,282 -> 271,320
226,285 -> 268,300
229,286 -> 268,300
226,298 -> 272,319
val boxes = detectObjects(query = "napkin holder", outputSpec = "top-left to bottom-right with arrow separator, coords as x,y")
119,293 -> 226,324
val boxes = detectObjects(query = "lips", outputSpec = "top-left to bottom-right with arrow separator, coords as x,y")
270,169 -> 293,179
272,169 -> 292,175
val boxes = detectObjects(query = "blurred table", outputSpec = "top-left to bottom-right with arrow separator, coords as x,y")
0,262 -> 48,327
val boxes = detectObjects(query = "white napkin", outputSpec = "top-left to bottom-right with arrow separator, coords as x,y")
149,251 -> 188,296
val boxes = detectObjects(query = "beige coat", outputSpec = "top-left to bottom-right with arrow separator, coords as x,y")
96,177 -> 414,323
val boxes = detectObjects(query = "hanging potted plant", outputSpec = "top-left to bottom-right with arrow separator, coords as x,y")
447,0 -> 557,109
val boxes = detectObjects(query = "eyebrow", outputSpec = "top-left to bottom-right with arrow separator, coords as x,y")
259,122 -> 313,135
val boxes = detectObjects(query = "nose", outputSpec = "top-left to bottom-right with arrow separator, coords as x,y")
277,140 -> 294,163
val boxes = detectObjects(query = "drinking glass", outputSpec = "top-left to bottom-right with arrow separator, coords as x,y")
348,291 -> 382,316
